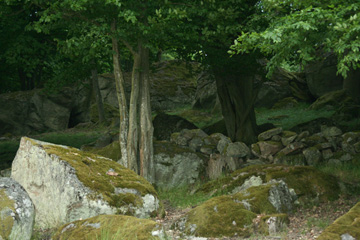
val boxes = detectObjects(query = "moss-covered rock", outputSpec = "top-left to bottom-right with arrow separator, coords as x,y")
11,137 -> 162,229
175,180 -> 295,238
0,178 -> 35,240
86,140 -> 122,161
272,97 -> 298,109
52,215 -> 160,240
197,164 -> 340,203
317,202 -> 360,240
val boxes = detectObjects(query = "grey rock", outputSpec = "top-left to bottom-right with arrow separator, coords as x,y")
217,137 -> 231,154
258,128 -> 283,141
266,216 -> 288,235
328,159 -> 342,166
268,180 -> 296,213
0,168 -> 11,178
281,135 -> 297,146
225,142 -> 250,158
303,147 -> 322,166
11,137 -> 160,229
189,137 -> 204,152
243,159 -> 266,167
232,176 -> 263,194
154,146 -> 205,188
0,177 -> 35,240
322,149 -> 334,160
341,233 -> 356,240
321,126 -> 343,138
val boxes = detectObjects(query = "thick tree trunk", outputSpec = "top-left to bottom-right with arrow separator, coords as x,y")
111,19 -> 129,166
138,45 -> 154,182
91,66 -> 107,124
215,74 -> 258,145
343,69 -> 360,104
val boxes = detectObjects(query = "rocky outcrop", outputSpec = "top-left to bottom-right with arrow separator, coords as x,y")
98,61 -> 198,112
317,201 -> 360,240
0,85 -> 91,136
11,137 -> 161,229
174,175 -> 295,238
52,215 -> 162,240
0,177 -> 35,240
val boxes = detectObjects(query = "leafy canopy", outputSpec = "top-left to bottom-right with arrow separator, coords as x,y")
230,0 -> 360,78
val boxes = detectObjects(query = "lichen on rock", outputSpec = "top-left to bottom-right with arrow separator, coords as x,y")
11,137 -> 161,229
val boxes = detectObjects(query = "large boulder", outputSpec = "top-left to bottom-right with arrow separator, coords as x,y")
52,215 -> 162,240
192,71 -> 219,110
153,141 -> 206,189
0,177 -> 35,240
11,137 -> 161,229
317,201 -> 360,240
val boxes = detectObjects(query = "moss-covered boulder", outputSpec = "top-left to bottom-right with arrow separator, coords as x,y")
317,202 -> 360,240
11,137 -> 161,229
175,180 -> 295,238
197,164 -> 340,203
0,177 -> 35,240
52,215 -> 161,240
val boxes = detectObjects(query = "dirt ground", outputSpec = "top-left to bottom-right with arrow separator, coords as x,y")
157,195 -> 358,240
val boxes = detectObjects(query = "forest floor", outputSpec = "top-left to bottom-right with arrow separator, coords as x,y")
156,195 -> 358,240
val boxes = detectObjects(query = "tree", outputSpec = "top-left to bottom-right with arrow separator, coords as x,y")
159,0 -> 265,144
230,0 -> 360,101
16,0 -> 174,181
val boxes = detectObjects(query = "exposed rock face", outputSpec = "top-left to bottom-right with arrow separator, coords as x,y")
317,201 -> 360,240
52,215 -> 161,240
192,71 -> 219,110
11,137 -> 161,229
0,85 -> 91,136
98,61 -> 198,112
153,113 -> 197,141
153,141 -> 206,189
0,177 -> 35,240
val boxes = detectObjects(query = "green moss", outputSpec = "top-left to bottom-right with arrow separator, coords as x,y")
0,189 -> 15,239
275,153 -> 306,166
87,141 -> 121,161
318,202 -> 360,240
184,195 -> 256,237
90,103 -> 119,123
233,185 -> 277,214
26,137 -> 157,209
281,131 -> 297,138
197,165 -> 340,203
52,214 -> 159,240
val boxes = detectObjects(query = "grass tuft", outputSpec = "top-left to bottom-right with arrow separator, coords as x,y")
157,186 -> 211,208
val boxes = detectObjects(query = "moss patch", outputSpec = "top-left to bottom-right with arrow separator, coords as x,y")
317,202 -> 360,240
0,189 -> 15,239
26,137 -> 157,209
197,164 -> 340,203
183,195 -> 256,238
52,215 -> 159,240
87,141 -> 121,161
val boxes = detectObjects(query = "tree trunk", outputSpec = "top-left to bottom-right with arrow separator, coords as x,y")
138,44 -> 154,182
111,19 -> 129,166
126,45 -> 141,173
213,65 -> 258,145
343,69 -> 360,104
91,66 -> 107,124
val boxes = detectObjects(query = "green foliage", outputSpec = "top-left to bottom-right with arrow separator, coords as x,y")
230,1 -> 360,78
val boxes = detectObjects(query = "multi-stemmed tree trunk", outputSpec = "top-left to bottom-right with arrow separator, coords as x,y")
110,20 -> 154,181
